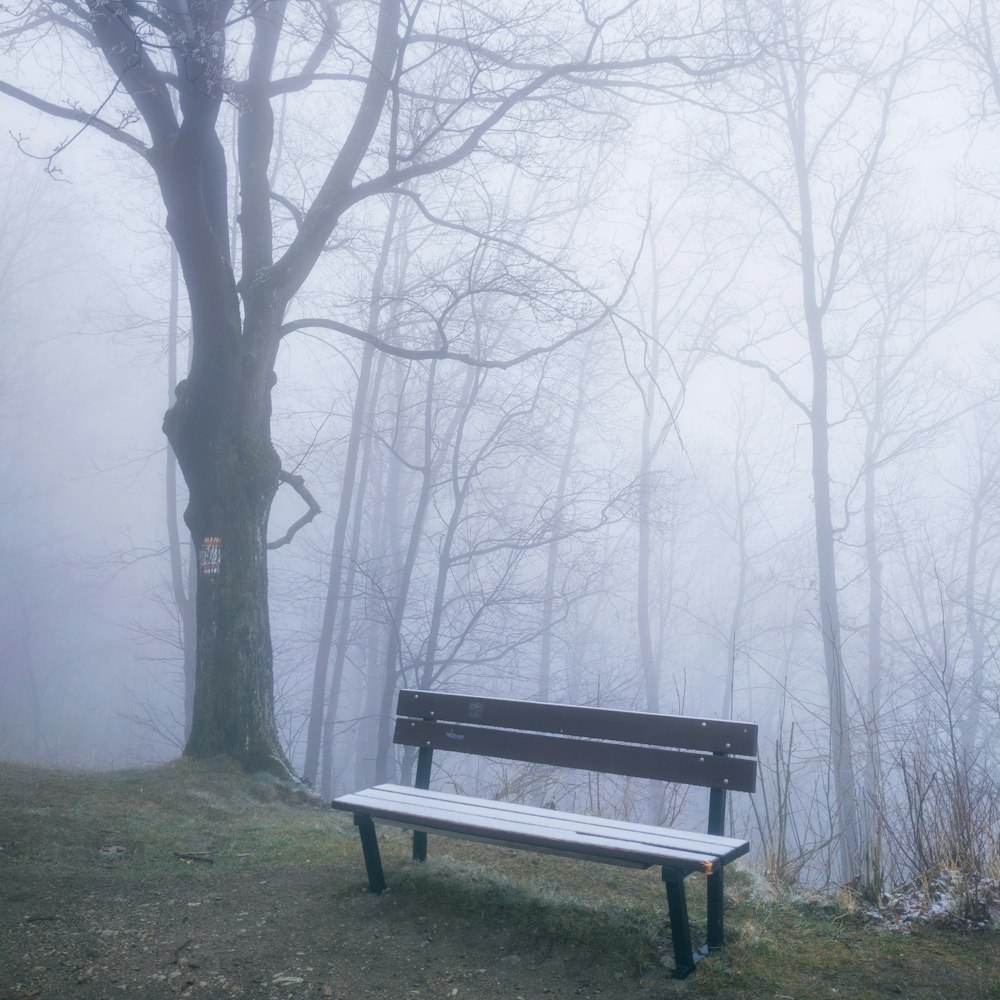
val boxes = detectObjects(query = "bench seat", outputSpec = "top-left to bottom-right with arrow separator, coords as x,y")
333,783 -> 750,873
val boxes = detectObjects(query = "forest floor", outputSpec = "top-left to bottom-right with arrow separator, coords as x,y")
0,758 -> 997,1000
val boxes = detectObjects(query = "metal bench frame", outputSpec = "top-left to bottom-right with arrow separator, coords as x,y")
332,689 -> 757,978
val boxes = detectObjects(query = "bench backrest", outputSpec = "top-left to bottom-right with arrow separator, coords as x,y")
393,689 -> 758,798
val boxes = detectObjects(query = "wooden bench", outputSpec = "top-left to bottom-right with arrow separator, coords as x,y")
331,689 -> 757,978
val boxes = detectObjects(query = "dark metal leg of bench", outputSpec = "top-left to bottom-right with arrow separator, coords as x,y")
412,830 -> 427,862
662,868 -> 699,979
707,785 -> 727,949
354,814 -> 386,894
412,745 -> 433,863
706,867 -> 725,949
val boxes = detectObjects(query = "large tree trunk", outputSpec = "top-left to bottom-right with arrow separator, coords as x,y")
165,325 -> 290,773
159,132 -> 291,773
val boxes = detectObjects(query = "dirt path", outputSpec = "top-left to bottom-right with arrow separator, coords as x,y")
0,762 -> 677,999
2,864 -> 679,999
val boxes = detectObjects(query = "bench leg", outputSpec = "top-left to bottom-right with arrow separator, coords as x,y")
412,830 -> 427,862
662,868 -> 700,979
706,868 -> 725,949
354,814 -> 386,894
413,746 -> 433,863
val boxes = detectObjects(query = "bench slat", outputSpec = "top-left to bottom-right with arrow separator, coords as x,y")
397,689 -> 757,756
337,784 -> 748,855
378,784 -> 751,852
332,784 -> 750,873
395,719 -> 757,792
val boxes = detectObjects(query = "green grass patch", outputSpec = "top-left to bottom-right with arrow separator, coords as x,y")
2,756 -> 998,998
0,756 -> 347,881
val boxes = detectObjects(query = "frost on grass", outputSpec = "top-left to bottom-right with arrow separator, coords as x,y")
865,870 -> 1000,930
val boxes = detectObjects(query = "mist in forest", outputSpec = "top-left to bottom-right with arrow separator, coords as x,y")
2,0 -> 999,890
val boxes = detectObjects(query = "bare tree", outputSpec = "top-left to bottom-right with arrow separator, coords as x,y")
0,0 -> 749,772
703,0 -> 925,883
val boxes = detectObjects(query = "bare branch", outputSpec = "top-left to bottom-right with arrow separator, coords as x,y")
711,347 -> 813,420
269,189 -> 304,229
279,310 -> 606,370
266,471 -> 321,549
0,79 -> 149,156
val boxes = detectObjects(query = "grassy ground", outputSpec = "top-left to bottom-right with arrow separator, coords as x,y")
0,757 -> 997,999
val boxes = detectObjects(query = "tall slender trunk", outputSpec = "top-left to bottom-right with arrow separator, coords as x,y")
961,460 -> 990,753
804,301 -> 860,885
723,453 -> 749,721
320,352 -> 386,797
303,343 -> 375,783
375,361 -> 441,783
166,246 -> 197,739
782,40 -> 860,880
354,440 -> 390,791
304,196 -> 402,783
637,342 -> 662,714
860,373 -> 885,893
375,364 -> 477,780
864,445 -> 884,721
356,602 -> 387,790
539,346 -> 591,701
417,374 -> 490,691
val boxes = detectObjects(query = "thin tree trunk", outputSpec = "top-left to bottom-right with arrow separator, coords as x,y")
354,438 -> 390,791
860,370 -> 885,894
304,194 -> 402,783
783,34 -> 861,881
374,361 -> 441,783
723,452 -> 749,721
805,306 -> 861,885
166,246 -> 197,739
320,351 -> 387,797
539,344 -> 592,701
375,363 -> 478,780
303,343 -> 375,783
961,449 -> 992,753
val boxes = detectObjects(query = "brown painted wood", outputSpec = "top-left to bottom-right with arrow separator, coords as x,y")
396,689 -> 757,756
393,718 -> 757,792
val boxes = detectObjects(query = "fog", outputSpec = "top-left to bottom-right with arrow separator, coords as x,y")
2,0 -> 999,890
